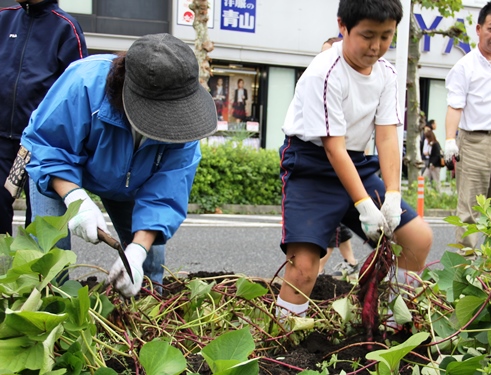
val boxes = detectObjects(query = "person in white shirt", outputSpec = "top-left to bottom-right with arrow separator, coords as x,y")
444,1 -> 491,253
276,0 -> 432,319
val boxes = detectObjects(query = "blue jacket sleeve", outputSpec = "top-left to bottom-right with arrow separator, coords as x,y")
132,141 -> 202,243
22,61 -> 107,198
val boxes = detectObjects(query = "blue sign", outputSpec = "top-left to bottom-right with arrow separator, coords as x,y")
414,13 -> 471,54
220,0 -> 256,33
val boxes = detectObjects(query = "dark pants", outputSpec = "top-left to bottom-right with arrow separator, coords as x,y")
0,137 -> 31,234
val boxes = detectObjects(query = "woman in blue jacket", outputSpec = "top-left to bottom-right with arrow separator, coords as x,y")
22,33 -> 217,297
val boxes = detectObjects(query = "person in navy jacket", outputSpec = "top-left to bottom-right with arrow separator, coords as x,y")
0,0 -> 87,235
22,34 -> 217,297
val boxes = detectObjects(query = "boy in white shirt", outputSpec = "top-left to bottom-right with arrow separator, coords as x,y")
277,0 -> 432,317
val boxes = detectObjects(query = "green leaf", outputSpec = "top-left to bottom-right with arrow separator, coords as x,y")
431,312 -> 457,339
53,341 -> 84,375
236,277 -> 267,300
22,286 -> 43,311
65,286 -> 90,329
455,295 -> 485,326
3,309 -> 67,339
59,280 -> 85,297
332,297 -> 352,322
214,358 -> 259,375
187,279 -> 214,300
31,248 -> 77,289
201,327 -> 255,374
27,200 -> 82,253
434,251 -> 470,302
0,323 -> 63,373
366,332 -> 429,372
10,226 -> 40,251
140,339 -> 187,375
392,295 -> 413,325
93,368 -> 118,375
446,355 -> 486,374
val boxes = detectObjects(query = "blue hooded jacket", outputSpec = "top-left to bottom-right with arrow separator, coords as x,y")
22,55 -> 201,243
0,0 -> 87,139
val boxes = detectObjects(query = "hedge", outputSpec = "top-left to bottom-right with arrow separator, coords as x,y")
189,143 -> 282,212
190,143 -> 458,213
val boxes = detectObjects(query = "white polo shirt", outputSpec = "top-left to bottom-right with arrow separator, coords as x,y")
446,47 -> 491,131
282,41 -> 402,151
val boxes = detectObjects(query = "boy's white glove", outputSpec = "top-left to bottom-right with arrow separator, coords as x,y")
64,188 -> 109,243
444,139 -> 459,162
108,243 -> 147,297
380,191 -> 402,237
355,197 -> 387,241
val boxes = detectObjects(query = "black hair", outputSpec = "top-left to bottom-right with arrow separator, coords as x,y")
337,0 -> 403,33
105,52 -> 127,112
478,1 -> 491,25
427,119 -> 435,128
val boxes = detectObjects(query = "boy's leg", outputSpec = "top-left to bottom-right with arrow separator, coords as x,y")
338,240 -> 357,265
393,215 -> 432,272
279,242 -> 322,305
318,247 -> 334,274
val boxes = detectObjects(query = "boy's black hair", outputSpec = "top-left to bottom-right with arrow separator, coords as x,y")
337,0 -> 403,33
478,1 -> 491,25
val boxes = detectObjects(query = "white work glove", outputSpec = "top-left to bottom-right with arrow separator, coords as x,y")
63,188 -> 109,243
107,243 -> 147,297
355,197 -> 388,241
380,191 -> 402,237
444,138 -> 459,162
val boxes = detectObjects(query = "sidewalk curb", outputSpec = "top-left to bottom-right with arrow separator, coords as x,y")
13,199 -> 455,218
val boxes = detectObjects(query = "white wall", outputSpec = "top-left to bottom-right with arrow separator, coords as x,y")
172,1 -> 482,77
265,67 -> 296,151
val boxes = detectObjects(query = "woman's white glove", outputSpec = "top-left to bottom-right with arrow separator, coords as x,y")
444,139 -> 459,162
355,197 -> 387,241
108,243 -> 147,297
63,188 -> 109,243
380,191 -> 402,237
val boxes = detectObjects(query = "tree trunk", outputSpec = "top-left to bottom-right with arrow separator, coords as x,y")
405,12 -> 425,186
189,0 -> 214,91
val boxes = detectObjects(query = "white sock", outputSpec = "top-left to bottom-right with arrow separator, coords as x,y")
276,296 -> 309,318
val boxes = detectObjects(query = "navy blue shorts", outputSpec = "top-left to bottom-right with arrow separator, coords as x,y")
279,136 -> 417,257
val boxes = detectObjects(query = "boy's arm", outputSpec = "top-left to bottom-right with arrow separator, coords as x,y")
322,136 -> 368,202
322,136 -> 389,240
375,124 -> 403,236
374,124 -> 401,192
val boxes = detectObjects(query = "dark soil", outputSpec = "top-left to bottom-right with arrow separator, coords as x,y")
99,273 -> 426,375
184,274 -> 424,375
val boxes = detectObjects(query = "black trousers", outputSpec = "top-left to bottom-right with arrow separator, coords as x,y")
0,136 -> 31,234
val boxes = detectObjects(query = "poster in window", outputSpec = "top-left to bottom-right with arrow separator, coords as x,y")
210,75 -> 229,122
229,76 -> 253,124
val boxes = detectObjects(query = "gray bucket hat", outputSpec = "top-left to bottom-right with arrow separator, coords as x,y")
122,33 -> 217,142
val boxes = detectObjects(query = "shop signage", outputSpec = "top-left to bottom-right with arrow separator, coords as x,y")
177,0 -> 215,28
220,0 -> 256,33
414,13 -> 471,54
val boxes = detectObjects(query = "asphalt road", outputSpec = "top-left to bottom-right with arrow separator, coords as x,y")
13,212 -> 456,282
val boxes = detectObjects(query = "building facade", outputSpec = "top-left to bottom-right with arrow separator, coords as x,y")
0,0 -> 485,151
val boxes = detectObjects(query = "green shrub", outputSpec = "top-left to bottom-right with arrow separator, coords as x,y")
192,143 -> 458,212
402,178 -> 457,211
190,143 -> 282,210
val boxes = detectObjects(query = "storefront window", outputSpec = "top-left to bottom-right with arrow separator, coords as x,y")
59,0 -> 92,14
208,64 -> 261,149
